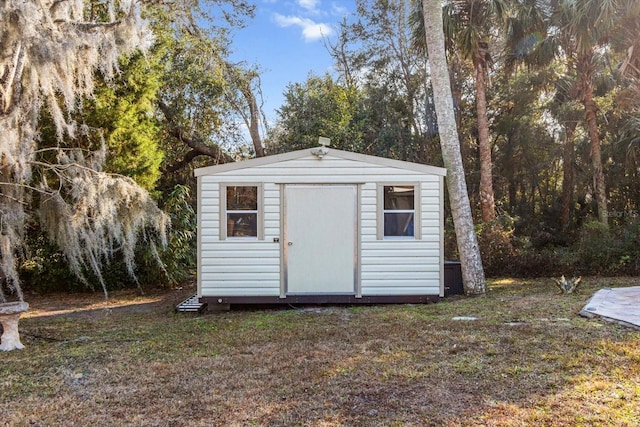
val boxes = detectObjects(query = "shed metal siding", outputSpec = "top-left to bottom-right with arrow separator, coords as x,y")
199,181 -> 280,297
197,151 -> 445,299
359,182 -> 441,296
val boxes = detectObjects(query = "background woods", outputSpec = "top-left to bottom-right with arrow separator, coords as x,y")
3,0 -> 640,297
272,0 -> 640,278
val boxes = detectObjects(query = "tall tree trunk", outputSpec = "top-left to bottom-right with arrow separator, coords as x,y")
579,55 -> 608,226
503,134 -> 517,211
449,56 -> 464,131
242,84 -> 265,158
422,0 -> 486,295
223,65 -> 266,157
474,52 -> 496,222
560,121 -> 577,229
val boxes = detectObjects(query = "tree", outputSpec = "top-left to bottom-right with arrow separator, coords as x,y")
548,75 -> 583,230
36,51 -> 165,191
421,0 -> 486,294
269,74 -> 364,153
328,0 -> 439,162
149,4 -> 263,181
413,0 -> 510,222
444,0 -> 511,222
152,12 -> 234,176
94,53 -> 165,190
222,64 -> 267,157
536,0 -> 640,226
348,0 -> 430,138
0,0 -> 167,303
490,68 -> 560,223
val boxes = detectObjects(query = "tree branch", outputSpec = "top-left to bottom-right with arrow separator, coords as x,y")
162,149 -> 207,173
53,19 -> 122,31
0,42 -> 24,115
158,100 -> 233,171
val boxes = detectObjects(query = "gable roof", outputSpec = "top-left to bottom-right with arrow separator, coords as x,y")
194,147 -> 447,177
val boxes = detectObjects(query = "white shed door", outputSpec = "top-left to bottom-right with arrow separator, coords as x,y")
284,185 -> 357,294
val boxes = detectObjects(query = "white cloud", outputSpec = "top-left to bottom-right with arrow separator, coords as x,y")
274,14 -> 333,42
331,3 -> 348,16
298,0 -> 319,11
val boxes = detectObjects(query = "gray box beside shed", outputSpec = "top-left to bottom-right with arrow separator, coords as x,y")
195,147 -> 448,306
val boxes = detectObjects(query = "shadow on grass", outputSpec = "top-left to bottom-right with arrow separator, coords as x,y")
21,287 -> 193,321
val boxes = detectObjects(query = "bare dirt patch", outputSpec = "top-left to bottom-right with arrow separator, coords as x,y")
21,285 -> 195,320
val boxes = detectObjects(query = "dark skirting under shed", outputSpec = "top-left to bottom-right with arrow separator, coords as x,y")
444,261 -> 463,296
200,294 -> 441,305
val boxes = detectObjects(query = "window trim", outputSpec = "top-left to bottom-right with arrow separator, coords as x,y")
377,183 -> 421,240
220,183 -> 264,240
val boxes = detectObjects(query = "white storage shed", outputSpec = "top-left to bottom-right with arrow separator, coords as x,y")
195,146 -> 447,306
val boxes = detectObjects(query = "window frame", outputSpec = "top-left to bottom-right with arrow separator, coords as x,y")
220,183 -> 264,240
377,183 -> 421,240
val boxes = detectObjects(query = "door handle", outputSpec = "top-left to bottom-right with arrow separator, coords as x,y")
288,242 -> 293,246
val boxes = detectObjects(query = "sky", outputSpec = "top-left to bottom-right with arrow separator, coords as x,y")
229,0 -> 355,126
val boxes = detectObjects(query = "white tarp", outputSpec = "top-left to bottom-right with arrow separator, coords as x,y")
580,286 -> 640,329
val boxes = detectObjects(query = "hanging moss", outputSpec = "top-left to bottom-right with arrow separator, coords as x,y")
0,0 -> 166,302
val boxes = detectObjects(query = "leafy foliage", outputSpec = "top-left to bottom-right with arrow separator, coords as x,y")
136,185 -> 197,286
268,74 -> 364,153
19,228 -> 84,294
0,0 -> 166,301
453,215 -> 640,278
324,0 -> 440,163
160,185 -> 197,283
93,53 -> 164,190
150,2 -> 263,183
475,215 -> 518,276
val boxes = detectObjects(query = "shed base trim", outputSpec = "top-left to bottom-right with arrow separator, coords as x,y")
200,294 -> 439,305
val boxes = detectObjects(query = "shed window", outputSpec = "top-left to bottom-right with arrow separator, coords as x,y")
226,186 -> 258,238
383,185 -> 415,238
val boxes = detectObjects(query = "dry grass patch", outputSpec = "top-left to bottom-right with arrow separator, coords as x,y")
2,278 -> 640,426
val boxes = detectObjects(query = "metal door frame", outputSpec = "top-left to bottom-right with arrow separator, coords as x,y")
281,184 -> 359,297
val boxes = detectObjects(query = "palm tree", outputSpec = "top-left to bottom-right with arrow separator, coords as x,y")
414,0 -> 522,222
546,74 -> 582,229
504,0 -> 640,227
421,0 -> 487,295
541,0 -> 640,226
442,0 -> 513,222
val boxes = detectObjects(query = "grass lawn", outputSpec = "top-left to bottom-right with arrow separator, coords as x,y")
2,277 -> 640,426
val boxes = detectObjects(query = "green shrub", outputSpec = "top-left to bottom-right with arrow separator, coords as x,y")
19,230 -> 85,294
136,184 -> 196,286
448,213 -> 639,278
476,215 -> 518,276
19,184 -> 197,294
574,221 -> 624,275
509,246 -> 578,278
618,220 -> 640,274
